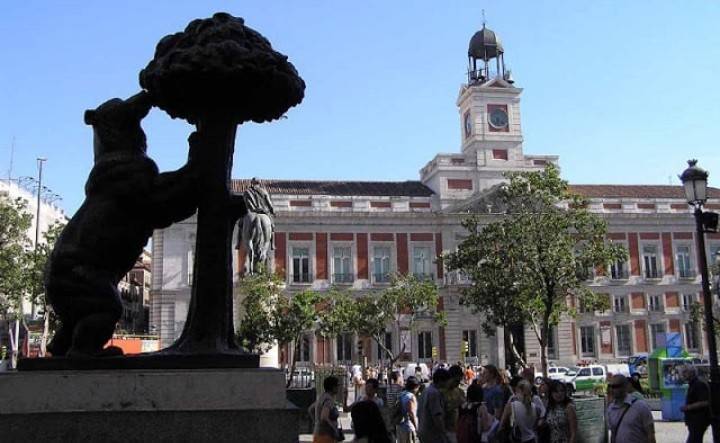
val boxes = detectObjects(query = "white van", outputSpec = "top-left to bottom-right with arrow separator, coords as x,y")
403,363 -> 430,383
565,365 -> 606,391
534,366 -> 570,384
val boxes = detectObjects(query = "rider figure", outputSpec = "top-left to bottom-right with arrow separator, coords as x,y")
242,177 -> 275,250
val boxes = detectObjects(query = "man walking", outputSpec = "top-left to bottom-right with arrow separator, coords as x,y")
606,374 -> 656,443
418,368 -> 451,443
680,365 -> 711,443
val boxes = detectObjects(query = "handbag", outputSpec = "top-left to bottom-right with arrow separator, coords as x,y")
336,425 -> 346,442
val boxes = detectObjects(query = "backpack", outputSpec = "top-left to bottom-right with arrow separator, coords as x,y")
390,394 -> 405,426
456,403 -> 482,443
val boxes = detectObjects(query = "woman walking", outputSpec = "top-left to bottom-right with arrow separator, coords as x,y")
500,380 -> 545,443
541,381 -> 577,443
313,376 -> 342,443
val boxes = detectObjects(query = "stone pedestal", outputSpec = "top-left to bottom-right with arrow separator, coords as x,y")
0,368 -> 298,442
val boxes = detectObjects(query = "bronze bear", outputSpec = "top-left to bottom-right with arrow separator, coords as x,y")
46,91 -> 199,357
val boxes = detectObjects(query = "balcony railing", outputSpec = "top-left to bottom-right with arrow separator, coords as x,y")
373,273 -> 391,283
332,273 -> 354,284
413,273 -> 435,282
678,269 -> 697,279
644,269 -> 661,279
610,268 -> 629,280
292,273 -> 312,283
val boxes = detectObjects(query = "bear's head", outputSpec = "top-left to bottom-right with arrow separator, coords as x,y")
84,92 -> 153,160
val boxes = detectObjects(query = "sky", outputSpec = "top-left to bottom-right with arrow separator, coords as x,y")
2,1 -> 720,215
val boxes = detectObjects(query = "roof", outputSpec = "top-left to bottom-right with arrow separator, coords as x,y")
468,26 -> 503,61
569,184 -> 720,199
231,179 -> 435,197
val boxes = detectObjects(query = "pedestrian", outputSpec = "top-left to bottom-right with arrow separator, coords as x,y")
312,376 -> 343,443
418,367 -> 452,443
387,370 -> 404,409
465,365 -> 476,385
606,375 -> 655,443
352,397 -> 391,443
457,380 -> 498,443
541,380 -> 577,443
396,376 -> 421,443
499,380 -> 544,443
481,365 -> 505,420
354,378 -> 384,409
680,365 -> 711,443
354,367 -> 366,403
443,365 -> 466,442
627,377 -> 645,400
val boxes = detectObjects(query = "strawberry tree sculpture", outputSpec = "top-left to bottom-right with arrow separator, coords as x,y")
140,13 -> 305,355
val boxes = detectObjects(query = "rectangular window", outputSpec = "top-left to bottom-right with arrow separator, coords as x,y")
616,325 -> 632,357
377,331 -> 392,360
413,247 -> 432,280
580,326 -> 596,356
298,334 -> 311,362
643,245 -> 660,278
613,296 -> 628,313
462,330 -> 478,357
610,259 -> 628,279
373,246 -> 392,283
333,246 -> 353,283
418,331 -> 432,359
648,294 -> 662,312
682,293 -> 696,312
336,333 -> 353,362
492,149 -> 508,160
650,323 -> 666,350
685,322 -> 701,350
676,246 -> 694,278
292,247 -> 311,283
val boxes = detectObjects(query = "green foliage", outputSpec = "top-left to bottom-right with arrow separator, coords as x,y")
0,196 -> 33,319
445,165 -> 626,373
235,271 -> 285,353
316,287 -> 356,338
272,289 -> 320,349
352,274 -> 445,364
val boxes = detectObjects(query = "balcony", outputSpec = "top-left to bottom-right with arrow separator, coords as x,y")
678,269 -> 697,279
643,269 -> 661,280
610,268 -> 629,280
332,273 -> 354,284
373,273 -> 392,284
413,273 -> 435,282
291,273 -> 312,284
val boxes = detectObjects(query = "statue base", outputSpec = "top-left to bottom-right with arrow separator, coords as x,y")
17,351 -> 259,371
0,367 -> 298,442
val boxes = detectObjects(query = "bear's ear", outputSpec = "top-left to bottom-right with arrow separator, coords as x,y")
84,110 -> 96,125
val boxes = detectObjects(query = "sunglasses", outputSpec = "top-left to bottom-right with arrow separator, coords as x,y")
607,384 -> 625,389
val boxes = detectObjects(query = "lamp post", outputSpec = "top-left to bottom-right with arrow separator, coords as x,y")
679,159 -> 720,440
31,157 -> 46,317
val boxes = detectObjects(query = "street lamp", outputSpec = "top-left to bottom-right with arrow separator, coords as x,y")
679,159 -> 720,439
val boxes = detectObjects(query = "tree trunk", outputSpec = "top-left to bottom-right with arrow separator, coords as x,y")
373,335 -> 397,368
504,328 -> 527,369
167,117 -> 239,353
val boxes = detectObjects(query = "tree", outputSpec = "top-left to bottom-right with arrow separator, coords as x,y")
446,165 -> 625,376
316,287 -> 357,364
0,196 -> 33,366
235,271 -> 285,354
352,274 -> 445,367
33,222 -> 65,357
140,13 -> 305,353
273,290 -> 319,387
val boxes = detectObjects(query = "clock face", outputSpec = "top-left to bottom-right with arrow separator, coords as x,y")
464,112 -> 472,138
489,108 -> 509,129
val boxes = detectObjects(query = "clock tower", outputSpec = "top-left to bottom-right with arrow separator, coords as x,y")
420,24 -> 558,209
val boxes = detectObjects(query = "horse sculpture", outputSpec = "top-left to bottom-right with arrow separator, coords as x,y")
236,178 -> 275,276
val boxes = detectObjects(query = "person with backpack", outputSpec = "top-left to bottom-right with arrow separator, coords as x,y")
499,380 -> 545,443
394,376 -> 420,443
457,381 -> 499,443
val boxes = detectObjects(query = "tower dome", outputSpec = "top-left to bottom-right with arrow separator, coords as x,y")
466,25 -> 510,85
468,26 -> 503,61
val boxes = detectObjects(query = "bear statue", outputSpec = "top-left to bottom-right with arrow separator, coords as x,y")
45,91 -> 200,358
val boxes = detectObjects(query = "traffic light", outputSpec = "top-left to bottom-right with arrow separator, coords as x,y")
462,340 -> 469,356
431,346 -> 438,359
357,340 -> 364,356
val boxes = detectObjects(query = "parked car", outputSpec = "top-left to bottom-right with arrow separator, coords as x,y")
565,365 -> 606,392
403,363 -> 430,383
534,366 -> 570,384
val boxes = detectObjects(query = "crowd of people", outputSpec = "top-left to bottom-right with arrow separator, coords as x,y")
311,362 -> 711,443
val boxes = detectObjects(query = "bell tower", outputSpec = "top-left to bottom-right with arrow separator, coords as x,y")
419,23 -> 558,209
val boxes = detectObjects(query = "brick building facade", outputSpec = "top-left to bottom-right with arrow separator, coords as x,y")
150,25 -> 716,368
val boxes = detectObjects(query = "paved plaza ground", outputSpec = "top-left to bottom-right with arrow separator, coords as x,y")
299,411 -> 711,442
